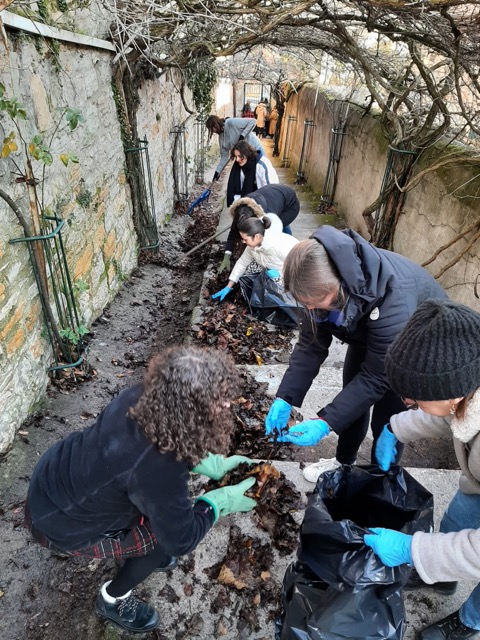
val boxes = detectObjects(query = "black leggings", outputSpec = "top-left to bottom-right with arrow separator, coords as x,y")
108,545 -> 171,597
335,344 -> 406,465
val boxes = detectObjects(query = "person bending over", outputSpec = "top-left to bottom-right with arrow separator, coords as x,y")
212,199 -> 298,302
219,184 -> 300,275
226,140 -> 279,208
264,227 -> 446,483
206,115 -> 263,181
365,299 -> 480,640
25,345 -> 256,634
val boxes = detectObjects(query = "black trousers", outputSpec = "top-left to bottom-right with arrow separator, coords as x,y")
335,345 -> 406,465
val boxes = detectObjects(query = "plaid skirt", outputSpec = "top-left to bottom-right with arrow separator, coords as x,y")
24,501 -> 157,561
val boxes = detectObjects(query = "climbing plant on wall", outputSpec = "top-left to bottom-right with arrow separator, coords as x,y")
185,56 -> 217,116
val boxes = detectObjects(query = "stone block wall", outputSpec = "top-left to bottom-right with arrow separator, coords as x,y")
280,86 -> 480,311
0,22 -> 196,452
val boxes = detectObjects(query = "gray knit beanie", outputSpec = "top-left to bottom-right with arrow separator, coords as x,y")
385,299 -> 480,401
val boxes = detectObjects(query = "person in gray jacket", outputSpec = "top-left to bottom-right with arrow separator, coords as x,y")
206,115 -> 264,180
365,299 -> 480,640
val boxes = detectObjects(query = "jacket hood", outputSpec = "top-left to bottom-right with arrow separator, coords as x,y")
230,197 -> 265,220
311,226 -> 385,303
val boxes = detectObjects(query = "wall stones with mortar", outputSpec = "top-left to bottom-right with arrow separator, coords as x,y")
280,85 -> 480,311
0,26 -> 195,452
135,68 -> 197,227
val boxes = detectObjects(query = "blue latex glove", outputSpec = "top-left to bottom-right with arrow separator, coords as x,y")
364,527 -> 413,567
375,424 -> 398,471
277,418 -> 330,446
266,269 -> 280,279
212,286 -> 232,302
265,398 -> 292,436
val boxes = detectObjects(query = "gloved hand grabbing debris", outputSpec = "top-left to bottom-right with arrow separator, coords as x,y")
375,424 -> 398,471
198,478 -> 257,522
192,453 -> 255,480
265,398 -> 292,436
212,286 -> 232,302
276,418 -> 330,446
364,527 -> 413,567
218,253 -> 231,274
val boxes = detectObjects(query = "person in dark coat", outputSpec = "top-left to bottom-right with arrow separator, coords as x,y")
25,346 -> 256,634
226,140 -> 279,208
264,226 -> 447,483
219,184 -> 300,274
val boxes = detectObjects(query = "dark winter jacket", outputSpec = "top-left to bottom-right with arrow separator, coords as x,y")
276,226 -> 447,433
224,184 -> 300,253
26,385 -> 215,556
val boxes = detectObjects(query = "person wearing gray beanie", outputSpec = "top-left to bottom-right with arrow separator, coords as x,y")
364,299 -> 480,640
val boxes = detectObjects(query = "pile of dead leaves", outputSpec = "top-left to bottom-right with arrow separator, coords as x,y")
206,462 -> 305,557
230,370 -> 303,461
191,247 -> 296,366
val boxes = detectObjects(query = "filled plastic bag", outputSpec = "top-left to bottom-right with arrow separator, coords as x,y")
278,465 -> 434,640
238,270 -> 301,328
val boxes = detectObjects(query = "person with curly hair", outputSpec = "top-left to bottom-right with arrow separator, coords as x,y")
24,346 -> 256,634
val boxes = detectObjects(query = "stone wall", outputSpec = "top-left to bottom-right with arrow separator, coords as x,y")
280,86 -> 480,310
0,16 -> 196,452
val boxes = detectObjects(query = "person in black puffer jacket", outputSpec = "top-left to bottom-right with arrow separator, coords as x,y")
264,226 -> 447,483
25,346 -> 256,634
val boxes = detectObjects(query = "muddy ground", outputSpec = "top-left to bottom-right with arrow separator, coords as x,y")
0,184 -> 457,640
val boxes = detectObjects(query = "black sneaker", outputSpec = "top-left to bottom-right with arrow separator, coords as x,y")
95,591 -> 160,633
417,611 -> 479,640
405,568 -> 457,595
155,555 -> 177,572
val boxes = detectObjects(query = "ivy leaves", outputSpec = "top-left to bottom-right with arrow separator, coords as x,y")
185,57 -> 217,115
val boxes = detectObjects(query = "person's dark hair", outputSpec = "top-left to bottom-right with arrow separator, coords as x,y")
237,214 -> 271,239
130,346 -> 240,466
230,140 -> 257,161
205,115 -> 225,140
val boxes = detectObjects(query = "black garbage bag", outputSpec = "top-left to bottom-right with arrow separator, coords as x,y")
278,465 -> 434,640
238,270 -> 301,328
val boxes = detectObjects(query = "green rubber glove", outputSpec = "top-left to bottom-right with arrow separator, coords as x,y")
192,453 -> 255,480
198,477 -> 257,522
218,253 -> 231,274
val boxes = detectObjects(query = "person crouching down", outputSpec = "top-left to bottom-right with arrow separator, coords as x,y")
24,346 -> 256,634
212,198 -> 298,303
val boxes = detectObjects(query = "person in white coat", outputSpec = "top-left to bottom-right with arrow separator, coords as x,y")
205,115 -> 264,180
212,198 -> 298,302
226,140 -> 279,208
364,299 -> 480,640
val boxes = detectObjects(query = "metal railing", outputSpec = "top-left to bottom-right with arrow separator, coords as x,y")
281,115 -> 297,167
10,216 -> 85,371
295,119 -> 316,184
125,136 -> 159,251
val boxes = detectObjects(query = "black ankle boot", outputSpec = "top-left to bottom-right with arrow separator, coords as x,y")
96,587 -> 159,633
405,568 -> 457,595
155,555 -> 177,572
417,611 -> 479,640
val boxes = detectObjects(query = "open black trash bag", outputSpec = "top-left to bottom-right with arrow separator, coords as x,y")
238,270 -> 301,328
277,465 -> 434,640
